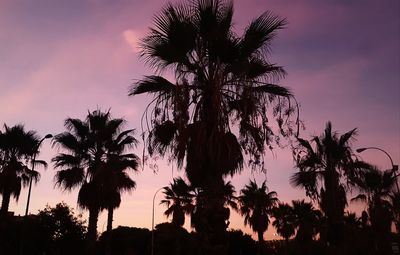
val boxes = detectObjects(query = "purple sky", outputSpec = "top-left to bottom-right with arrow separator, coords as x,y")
1,0 -> 399,239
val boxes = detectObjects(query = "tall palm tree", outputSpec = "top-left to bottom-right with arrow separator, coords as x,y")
161,177 -> 194,226
290,121 -> 369,247
271,202 -> 295,252
130,1 -> 297,252
52,110 -> 135,252
238,180 -> 278,253
0,124 -> 46,214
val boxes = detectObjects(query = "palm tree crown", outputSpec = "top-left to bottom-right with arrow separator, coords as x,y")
161,177 -> 194,226
130,0 -> 297,185
272,202 -> 295,242
291,199 -> 322,243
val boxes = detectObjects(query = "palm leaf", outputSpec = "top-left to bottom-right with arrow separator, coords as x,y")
130,76 -> 176,95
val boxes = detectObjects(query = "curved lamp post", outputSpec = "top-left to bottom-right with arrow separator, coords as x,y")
151,186 -> 165,255
356,146 -> 399,192
24,134 -> 52,216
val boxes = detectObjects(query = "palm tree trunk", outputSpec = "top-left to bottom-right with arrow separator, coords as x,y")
196,176 -> 229,255
86,207 -> 99,255
0,190 -> 11,215
105,207 -> 114,255
257,231 -> 264,255
324,166 -> 345,255
107,207 -> 113,232
285,237 -> 289,255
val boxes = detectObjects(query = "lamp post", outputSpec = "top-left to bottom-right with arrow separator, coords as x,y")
24,134 -> 52,216
356,146 -> 399,192
151,187 -> 165,255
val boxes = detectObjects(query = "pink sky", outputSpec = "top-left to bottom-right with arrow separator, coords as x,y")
1,0 -> 399,239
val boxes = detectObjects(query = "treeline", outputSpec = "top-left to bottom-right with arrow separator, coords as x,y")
0,114 -> 398,255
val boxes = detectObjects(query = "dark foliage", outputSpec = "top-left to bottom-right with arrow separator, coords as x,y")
97,226 -> 150,255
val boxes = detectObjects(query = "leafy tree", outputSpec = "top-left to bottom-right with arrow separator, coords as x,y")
38,202 -> 87,254
0,124 -> 46,214
238,180 -> 278,253
98,226 -> 150,255
154,222 -> 196,255
161,177 -> 194,226
291,122 -> 370,249
52,110 -> 137,253
227,229 -> 257,255
130,0 -> 296,252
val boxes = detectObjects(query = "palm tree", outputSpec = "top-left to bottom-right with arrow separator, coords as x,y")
52,110 -> 135,252
161,177 -> 194,226
271,202 -> 295,252
238,180 -> 278,253
130,0 -> 297,252
0,124 -> 46,214
290,122 -> 370,248
290,200 -> 321,243
352,168 -> 395,253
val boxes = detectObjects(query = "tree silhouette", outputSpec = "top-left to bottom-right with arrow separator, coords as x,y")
291,199 -> 321,244
161,177 -> 194,226
101,128 -> 139,233
38,202 -> 87,254
272,202 -> 295,252
0,124 -> 46,214
238,180 -> 278,254
291,121 -> 370,250
52,110 -> 136,254
352,167 -> 395,253
130,0 -> 296,252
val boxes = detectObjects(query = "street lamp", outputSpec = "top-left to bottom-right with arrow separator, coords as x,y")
356,146 -> 399,192
151,186 -> 165,255
24,134 -> 52,216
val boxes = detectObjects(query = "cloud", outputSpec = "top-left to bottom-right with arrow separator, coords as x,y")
123,29 -> 141,53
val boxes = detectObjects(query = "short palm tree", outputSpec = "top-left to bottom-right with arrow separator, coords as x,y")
52,110 -> 136,252
0,124 -> 45,214
130,1 -> 297,252
291,199 -> 321,243
352,168 -> 395,253
271,202 -> 295,250
291,121 -> 370,246
238,180 -> 278,252
161,177 -> 194,226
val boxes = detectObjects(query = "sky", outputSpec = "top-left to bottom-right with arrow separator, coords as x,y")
0,0 -> 399,240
